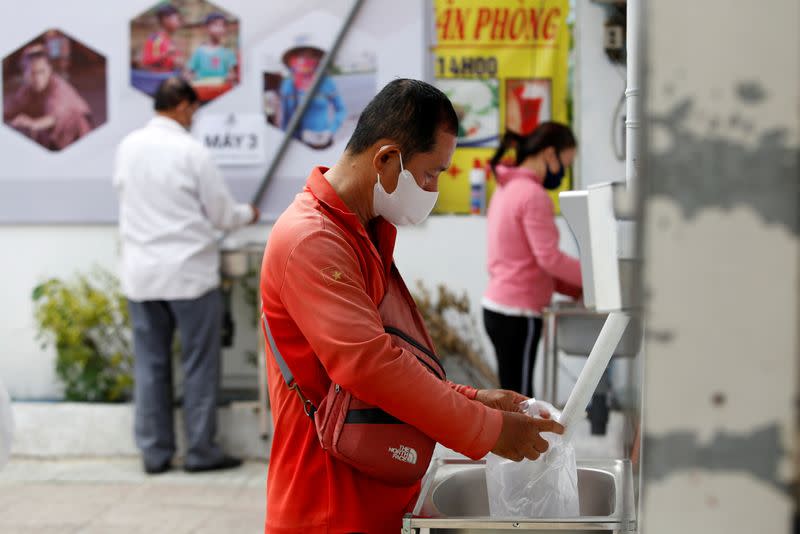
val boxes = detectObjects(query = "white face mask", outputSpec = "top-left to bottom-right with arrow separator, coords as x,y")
373,152 -> 439,225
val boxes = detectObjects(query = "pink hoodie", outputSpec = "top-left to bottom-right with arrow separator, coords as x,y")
484,165 -> 582,314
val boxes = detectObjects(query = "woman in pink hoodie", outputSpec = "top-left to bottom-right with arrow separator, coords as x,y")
483,122 -> 582,397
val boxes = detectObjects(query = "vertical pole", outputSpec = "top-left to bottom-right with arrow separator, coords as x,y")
624,0 -> 641,196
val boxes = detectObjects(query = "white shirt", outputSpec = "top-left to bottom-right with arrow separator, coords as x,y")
113,116 -> 253,301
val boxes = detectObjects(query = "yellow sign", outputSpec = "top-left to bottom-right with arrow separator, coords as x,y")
432,0 -> 571,214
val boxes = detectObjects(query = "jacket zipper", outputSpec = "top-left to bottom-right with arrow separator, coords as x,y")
384,326 -> 446,378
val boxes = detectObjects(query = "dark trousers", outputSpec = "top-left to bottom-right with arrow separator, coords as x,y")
128,288 -> 225,469
483,308 -> 543,398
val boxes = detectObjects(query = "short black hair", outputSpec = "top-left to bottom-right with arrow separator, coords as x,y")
156,4 -> 179,20
345,78 -> 459,159
204,12 -> 227,25
23,50 -> 49,64
21,44 -> 50,69
153,77 -> 198,111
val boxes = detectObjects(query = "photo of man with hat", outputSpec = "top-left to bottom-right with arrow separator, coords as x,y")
278,36 -> 346,150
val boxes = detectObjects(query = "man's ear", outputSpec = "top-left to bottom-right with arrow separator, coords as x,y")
372,145 -> 400,177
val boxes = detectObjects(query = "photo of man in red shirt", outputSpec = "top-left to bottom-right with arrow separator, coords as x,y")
141,4 -> 184,72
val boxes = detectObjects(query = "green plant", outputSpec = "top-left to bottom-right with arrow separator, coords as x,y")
236,267 -> 261,367
32,268 -> 133,402
412,282 -> 498,388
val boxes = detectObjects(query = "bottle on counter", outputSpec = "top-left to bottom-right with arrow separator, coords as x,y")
469,158 -> 486,215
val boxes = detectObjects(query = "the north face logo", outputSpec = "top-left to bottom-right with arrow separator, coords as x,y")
388,445 -> 418,465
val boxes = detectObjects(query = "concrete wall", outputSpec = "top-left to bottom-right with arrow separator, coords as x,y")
11,401 -> 270,460
640,0 -> 799,532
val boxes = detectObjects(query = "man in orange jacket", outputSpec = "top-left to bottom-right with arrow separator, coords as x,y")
260,79 -> 564,533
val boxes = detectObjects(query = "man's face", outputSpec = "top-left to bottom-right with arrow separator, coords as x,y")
406,129 -> 457,193
380,128 -> 457,194
162,13 -> 182,32
26,57 -> 52,93
288,53 -> 319,76
176,100 -> 200,130
207,20 -> 227,41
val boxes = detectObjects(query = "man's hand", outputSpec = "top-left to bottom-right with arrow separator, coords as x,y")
475,389 -> 527,413
491,411 -> 565,462
10,114 -> 33,130
249,205 -> 260,224
29,115 -> 55,133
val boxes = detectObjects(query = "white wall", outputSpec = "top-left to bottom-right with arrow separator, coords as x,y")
0,216 -> 581,400
0,224 -> 277,400
0,227 -> 120,399
575,0 -> 627,188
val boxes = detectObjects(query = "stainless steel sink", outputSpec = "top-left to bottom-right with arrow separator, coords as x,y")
403,459 -> 635,533
555,311 -> 642,357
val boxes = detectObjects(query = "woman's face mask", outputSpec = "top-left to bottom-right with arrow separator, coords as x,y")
373,151 -> 439,226
542,154 -> 566,190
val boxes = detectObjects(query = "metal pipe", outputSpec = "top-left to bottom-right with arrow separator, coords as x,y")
619,1 -> 646,525
250,0 -> 366,206
624,0 -> 641,197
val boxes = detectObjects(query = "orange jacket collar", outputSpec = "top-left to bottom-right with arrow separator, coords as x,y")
305,166 -> 397,276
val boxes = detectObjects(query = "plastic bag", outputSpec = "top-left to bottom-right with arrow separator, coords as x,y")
0,378 -> 13,470
485,400 -> 579,518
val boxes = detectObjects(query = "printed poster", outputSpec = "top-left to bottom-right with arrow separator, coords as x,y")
431,0 -> 571,214
255,10 -> 377,155
2,29 -> 107,152
129,0 -> 241,105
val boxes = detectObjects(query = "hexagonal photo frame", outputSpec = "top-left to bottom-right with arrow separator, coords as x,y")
130,0 -> 240,104
258,10 -> 377,152
2,29 -> 106,152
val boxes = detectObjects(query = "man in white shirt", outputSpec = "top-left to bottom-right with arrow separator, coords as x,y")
114,77 -> 258,474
